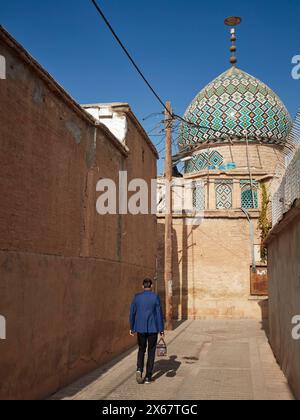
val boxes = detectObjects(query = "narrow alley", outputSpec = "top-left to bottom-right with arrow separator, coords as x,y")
51,321 -> 293,401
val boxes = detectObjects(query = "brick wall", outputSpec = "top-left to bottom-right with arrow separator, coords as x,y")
267,201 -> 300,400
0,29 -> 157,400
157,216 -> 265,320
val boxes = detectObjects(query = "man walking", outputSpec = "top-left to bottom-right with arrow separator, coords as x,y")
130,278 -> 165,384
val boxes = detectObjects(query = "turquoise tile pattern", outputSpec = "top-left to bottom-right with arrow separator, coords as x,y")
215,180 -> 233,210
180,67 -> 292,148
186,150 -> 224,173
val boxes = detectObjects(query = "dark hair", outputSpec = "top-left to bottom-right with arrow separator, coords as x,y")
143,278 -> 153,289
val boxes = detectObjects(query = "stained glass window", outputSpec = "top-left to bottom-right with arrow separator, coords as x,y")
215,181 -> 233,210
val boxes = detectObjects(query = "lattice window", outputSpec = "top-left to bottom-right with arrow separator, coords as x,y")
240,180 -> 259,209
193,182 -> 205,211
215,181 -> 233,209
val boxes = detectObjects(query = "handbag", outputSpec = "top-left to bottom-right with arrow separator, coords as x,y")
156,337 -> 167,357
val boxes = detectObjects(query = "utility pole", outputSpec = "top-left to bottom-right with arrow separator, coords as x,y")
164,101 -> 173,331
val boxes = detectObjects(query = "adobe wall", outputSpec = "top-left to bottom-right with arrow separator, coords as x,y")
267,202 -> 300,400
0,30 -> 157,400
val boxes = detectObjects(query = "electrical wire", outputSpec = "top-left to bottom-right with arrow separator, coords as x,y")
91,0 -> 171,116
90,0 -> 211,131
146,121 -> 164,135
142,112 -> 164,121
158,146 -> 167,156
155,136 -> 167,148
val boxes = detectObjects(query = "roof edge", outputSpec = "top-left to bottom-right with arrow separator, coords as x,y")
0,26 -> 129,157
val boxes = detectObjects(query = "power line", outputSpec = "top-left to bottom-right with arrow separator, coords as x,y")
146,120 -> 164,135
90,0 -> 210,132
155,136 -> 167,148
142,112 -> 164,121
91,0 -> 171,115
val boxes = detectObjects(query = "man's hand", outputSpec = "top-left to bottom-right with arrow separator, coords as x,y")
130,331 -> 135,337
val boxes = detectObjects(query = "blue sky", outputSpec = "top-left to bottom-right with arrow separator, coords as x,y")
2,0 -> 300,173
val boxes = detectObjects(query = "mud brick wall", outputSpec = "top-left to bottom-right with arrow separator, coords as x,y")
0,29 -> 157,400
267,203 -> 300,400
157,216 -> 265,320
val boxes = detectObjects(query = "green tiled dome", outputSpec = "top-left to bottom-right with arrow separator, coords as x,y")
179,67 -> 292,148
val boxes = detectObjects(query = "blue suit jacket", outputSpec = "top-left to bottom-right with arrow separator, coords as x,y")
130,291 -> 164,334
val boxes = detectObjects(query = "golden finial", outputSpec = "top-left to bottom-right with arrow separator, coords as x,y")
225,16 -> 242,66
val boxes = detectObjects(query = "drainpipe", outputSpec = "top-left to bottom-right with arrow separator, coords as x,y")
242,207 -> 256,273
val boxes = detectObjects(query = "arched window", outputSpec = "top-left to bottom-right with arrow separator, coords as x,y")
215,180 -> 233,209
241,180 -> 259,209
193,181 -> 205,211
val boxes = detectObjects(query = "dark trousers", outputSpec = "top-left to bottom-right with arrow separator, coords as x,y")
137,333 -> 158,378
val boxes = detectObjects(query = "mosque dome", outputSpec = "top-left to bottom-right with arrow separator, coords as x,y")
179,67 -> 292,149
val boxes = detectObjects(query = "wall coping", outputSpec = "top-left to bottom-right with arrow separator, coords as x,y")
266,198 -> 300,245
184,170 -> 274,180
0,26 -> 156,159
157,209 -> 260,220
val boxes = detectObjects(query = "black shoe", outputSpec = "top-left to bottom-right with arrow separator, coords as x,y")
136,370 -> 143,384
144,377 -> 152,384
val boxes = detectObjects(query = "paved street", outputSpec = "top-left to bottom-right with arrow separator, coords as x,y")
51,320 -> 294,401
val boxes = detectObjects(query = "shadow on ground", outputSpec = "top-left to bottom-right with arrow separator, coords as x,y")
50,322 -> 192,400
152,355 -> 181,381
258,299 -> 270,339
172,320 -> 187,331
49,346 -> 137,400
